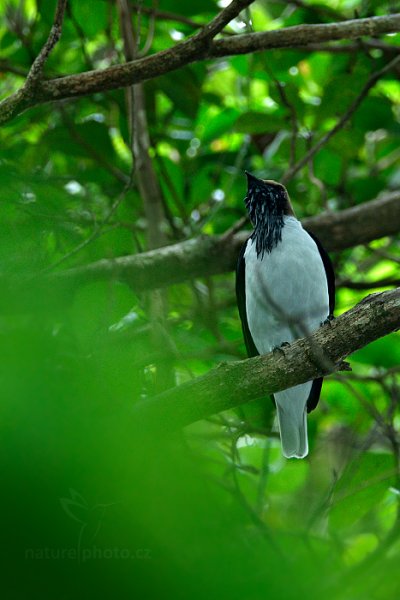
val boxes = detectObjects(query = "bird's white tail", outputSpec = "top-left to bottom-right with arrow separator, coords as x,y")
275,382 -> 312,459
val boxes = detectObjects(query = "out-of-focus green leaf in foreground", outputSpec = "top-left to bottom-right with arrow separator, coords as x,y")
2,272 -> 399,600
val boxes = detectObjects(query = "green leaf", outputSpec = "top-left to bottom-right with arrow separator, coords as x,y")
268,460 -> 309,494
142,0 -> 216,16
158,67 -> 203,119
314,149 -> 343,186
353,96 -> 395,132
352,334 -> 400,369
234,111 -> 286,134
69,280 -> 134,350
343,533 -> 379,566
201,108 -> 241,143
330,452 -> 395,532
70,0 -> 108,37
41,121 -> 115,159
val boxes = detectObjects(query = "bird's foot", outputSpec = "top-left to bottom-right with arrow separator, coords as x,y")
272,341 -> 290,356
320,314 -> 335,327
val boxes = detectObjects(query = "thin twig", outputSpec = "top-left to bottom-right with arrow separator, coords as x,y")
130,3 -> 205,30
138,0 -> 158,57
59,107 -> 130,184
335,374 -> 386,426
256,439 -> 271,517
371,245 -> 400,265
264,62 -> 298,167
342,365 -> 400,383
230,435 -> 284,553
24,0 -> 68,91
289,40 -> 400,54
39,182 -> 131,274
0,60 -> 28,77
337,277 -> 400,290
282,54 -> 400,183
197,0 -> 255,41
66,2 -> 93,69
270,0 -> 347,22
305,131 -> 328,207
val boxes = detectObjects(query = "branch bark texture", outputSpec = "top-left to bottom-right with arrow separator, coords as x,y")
0,0 -> 68,123
133,288 -> 400,431
1,13 -> 399,125
25,0 -> 68,88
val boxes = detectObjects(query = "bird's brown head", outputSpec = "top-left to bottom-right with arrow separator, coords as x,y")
244,172 -> 294,256
244,172 -> 294,227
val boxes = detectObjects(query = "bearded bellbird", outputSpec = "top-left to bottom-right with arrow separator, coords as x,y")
236,172 -> 335,458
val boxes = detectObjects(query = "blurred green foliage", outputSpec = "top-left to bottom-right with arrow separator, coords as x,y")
1,0 -> 399,598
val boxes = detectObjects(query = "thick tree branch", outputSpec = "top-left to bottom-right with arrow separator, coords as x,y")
290,40 -> 400,55
1,13 -> 399,125
301,191 -> 400,252
52,191 -> 400,292
210,14 -> 400,56
133,288 -> 400,431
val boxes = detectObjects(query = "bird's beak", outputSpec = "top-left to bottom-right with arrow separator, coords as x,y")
245,171 -> 263,186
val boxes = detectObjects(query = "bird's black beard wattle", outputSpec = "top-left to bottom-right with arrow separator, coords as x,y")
245,191 -> 284,258
245,179 -> 287,258
252,213 -> 285,258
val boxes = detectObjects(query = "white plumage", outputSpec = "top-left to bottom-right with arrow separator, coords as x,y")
243,216 -> 330,458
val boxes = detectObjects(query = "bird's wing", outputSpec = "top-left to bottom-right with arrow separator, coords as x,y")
306,377 -> 323,414
236,239 -> 259,358
305,229 -> 336,413
306,229 -> 336,315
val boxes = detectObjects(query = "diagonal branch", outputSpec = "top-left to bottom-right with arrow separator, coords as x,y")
49,191 -> 400,292
133,288 -> 400,431
1,13 -> 399,125
196,0 -> 255,40
25,0 -> 68,91
0,0 -> 68,125
130,4 -> 204,30
210,14 -> 400,56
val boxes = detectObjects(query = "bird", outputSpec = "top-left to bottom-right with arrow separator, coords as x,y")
236,171 -> 335,459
